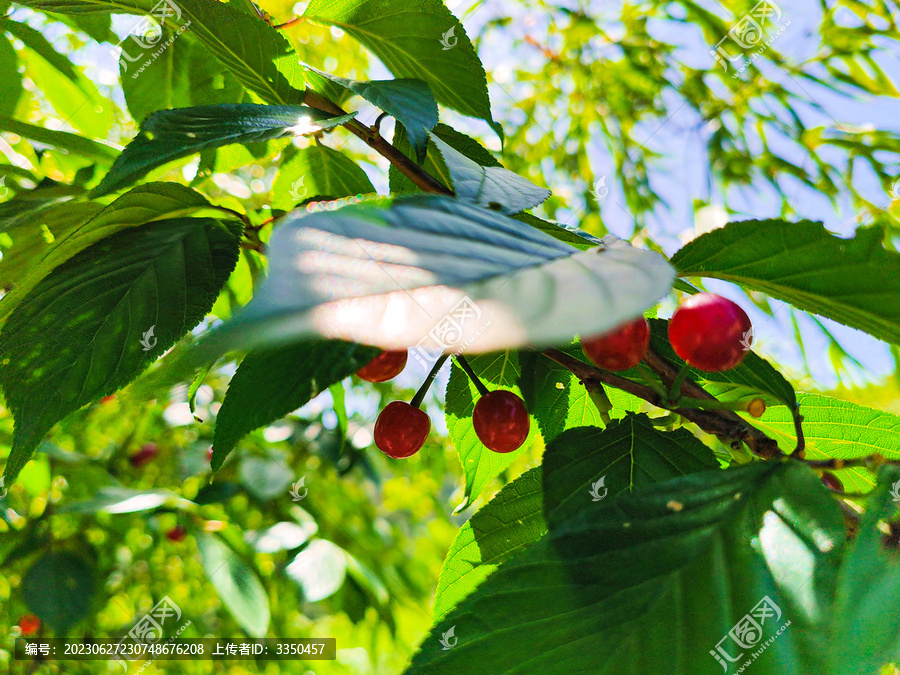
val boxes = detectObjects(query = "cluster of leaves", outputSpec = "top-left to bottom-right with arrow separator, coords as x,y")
1,0 -> 900,673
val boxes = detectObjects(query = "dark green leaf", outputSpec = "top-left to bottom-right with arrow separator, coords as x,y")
175,0 -> 305,104
0,217 -> 242,486
212,340 -> 378,470
22,551 -> 95,632
672,220 -> 900,345
518,350 -> 606,443
0,36 -> 23,118
92,104 -> 355,195
271,144 -> 375,210
542,415 -> 719,528
304,0 -> 495,129
0,183 -> 221,330
828,466 -> 900,674
197,533 -> 270,637
408,462 -> 843,674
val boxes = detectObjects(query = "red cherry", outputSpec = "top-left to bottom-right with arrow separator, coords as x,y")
581,317 -> 650,371
166,525 -> 187,542
18,614 -> 40,636
129,443 -> 159,468
357,350 -> 408,383
374,401 -> 430,458
473,390 -> 529,454
821,472 -> 843,492
668,293 -> 752,372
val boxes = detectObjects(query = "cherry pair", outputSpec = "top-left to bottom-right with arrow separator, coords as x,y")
581,293 -> 752,373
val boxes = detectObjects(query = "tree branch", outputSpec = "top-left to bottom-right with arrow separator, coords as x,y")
302,90 -> 453,196
542,348 -> 784,459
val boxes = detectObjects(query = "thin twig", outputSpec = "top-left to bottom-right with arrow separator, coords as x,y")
302,90 -> 453,196
791,408 -> 806,458
275,16 -> 304,29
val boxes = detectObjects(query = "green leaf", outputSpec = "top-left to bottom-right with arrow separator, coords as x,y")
22,551 -> 95,632
61,487 -> 188,514
408,462 -> 843,673
430,134 -> 550,214
286,539 -> 348,602
24,46 -> 114,138
672,220 -> 900,345
202,196 -> 674,359
197,533 -> 270,637
0,115 -> 120,163
0,201 -> 103,292
271,144 -> 375,210
0,36 -> 22,117
518,351 -> 606,443
311,69 -> 438,161
751,393 -> 900,492
541,415 -> 719,528
121,36 -> 244,123
304,0 -> 495,129
828,466 -> 900,674
120,32 -> 192,122
0,217 -> 242,486
433,467 -> 545,621
175,0 -> 305,104
444,351 -> 540,510
92,104 -> 355,196
212,340 -> 378,470
11,0 -> 151,13
3,18 -> 78,81
0,183 -> 222,331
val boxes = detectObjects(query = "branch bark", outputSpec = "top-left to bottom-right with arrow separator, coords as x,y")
302,90 -> 453,196
542,348 -> 784,459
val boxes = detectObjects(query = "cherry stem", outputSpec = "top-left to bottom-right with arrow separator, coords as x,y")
411,355 -> 449,409
455,355 -> 490,397
790,408 -> 806,457
667,363 -> 692,403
